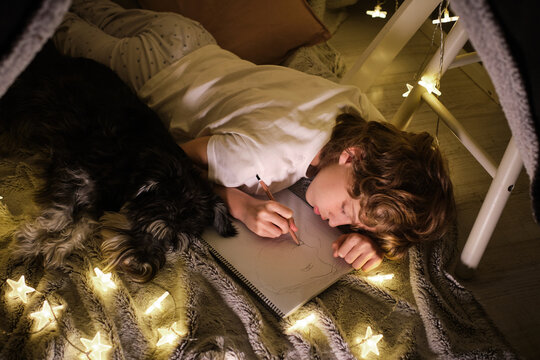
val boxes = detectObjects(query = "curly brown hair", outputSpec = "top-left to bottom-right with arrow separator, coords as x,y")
318,111 -> 456,259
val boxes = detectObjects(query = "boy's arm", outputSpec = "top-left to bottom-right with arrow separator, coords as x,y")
179,136 -> 211,168
179,137 -> 296,238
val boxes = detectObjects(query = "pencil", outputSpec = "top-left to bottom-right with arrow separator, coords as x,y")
256,174 -> 300,246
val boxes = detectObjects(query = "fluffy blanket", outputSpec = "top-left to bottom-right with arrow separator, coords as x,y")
0,0 -> 522,358
0,160 -> 517,359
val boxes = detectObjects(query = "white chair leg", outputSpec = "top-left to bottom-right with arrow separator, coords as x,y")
457,137 -> 523,277
421,92 -> 497,177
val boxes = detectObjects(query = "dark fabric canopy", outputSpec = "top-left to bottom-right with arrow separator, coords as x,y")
452,0 -> 540,222
0,0 -> 70,98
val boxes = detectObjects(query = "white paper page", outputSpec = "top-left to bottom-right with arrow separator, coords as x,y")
202,190 -> 352,317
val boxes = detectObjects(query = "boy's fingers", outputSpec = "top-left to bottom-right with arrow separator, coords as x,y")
360,256 -> 383,272
288,218 -> 298,232
344,246 -> 364,265
265,201 -> 297,234
259,221 -> 284,238
260,212 -> 289,234
352,254 -> 370,270
266,201 -> 293,219
332,234 -> 349,257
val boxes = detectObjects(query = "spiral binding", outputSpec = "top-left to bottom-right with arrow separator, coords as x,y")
200,238 -> 285,318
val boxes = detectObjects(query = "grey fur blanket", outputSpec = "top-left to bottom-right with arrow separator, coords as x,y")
0,0 -> 523,358
0,161 -> 517,359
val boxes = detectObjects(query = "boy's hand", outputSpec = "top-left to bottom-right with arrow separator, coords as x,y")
242,198 -> 298,238
332,233 -> 383,271
212,185 -> 297,238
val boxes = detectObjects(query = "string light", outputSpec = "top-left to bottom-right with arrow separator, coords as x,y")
145,291 -> 170,315
6,270 -> 191,357
366,4 -> 387,19
29,300 -> 64,331
6,275 -> 35,303
402,84 -> 413,97
92,267 -> 117,293
79,331 -> 112,360
432,9 -> 459,24
355,326 -> 383,358
366,273 -> 395,284
287,313 -> 317,332
418,76 -> 442,96
156,322 -> 186,347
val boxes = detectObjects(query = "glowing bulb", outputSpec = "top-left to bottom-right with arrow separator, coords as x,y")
366,273 -> 394,284
402,84 -> 413,97
80,331 -> 112,360
92,267 -> 117,293
356,326 -> 383,358
418,76 -> 441,96
288,313 -> 317,332
0,195 -> 3,200
6,275 -> 35,303
156,322 -> 185,347
30,300 -> 64,331
145,291 -> 170,315
432,9 -> 459,24
366,5 -> 387,18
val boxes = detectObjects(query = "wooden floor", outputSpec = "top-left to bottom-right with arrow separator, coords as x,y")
329,3 -> 540,359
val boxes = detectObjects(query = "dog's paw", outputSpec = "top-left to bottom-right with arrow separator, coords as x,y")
100,211 -> 166,283
212,202 -> 237,237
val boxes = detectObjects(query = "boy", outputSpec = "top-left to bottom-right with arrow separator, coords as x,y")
53,0 -> 455,272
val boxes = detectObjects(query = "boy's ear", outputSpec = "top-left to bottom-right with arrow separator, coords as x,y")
338,147 -> 362,165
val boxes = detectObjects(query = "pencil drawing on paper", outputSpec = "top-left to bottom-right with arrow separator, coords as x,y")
255,232 -> 340,295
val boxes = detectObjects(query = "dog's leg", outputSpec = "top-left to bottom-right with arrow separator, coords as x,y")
212,200 -> 238,237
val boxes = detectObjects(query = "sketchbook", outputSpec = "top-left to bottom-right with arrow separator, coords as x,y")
201,189 -> 352,318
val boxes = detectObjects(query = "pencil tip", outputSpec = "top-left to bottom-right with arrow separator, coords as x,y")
256,174 -> 261,181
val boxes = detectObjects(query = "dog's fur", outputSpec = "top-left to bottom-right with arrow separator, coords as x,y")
0,44 -> 236,282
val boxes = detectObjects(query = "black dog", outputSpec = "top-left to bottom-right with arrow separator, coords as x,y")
0,44 -> 236,282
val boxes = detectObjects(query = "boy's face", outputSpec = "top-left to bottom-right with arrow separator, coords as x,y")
305,150 -> 374,231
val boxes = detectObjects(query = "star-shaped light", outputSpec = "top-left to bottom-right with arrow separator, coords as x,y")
287,313 -> 317,332
6,275 -> 35,303
366,4 -> 387,19
92,267 -> 117,293
156,322 -> 186,347
432,9 -> 459,24
145,291 -> 170,315
418,76 -> 442,96
80,332 -> 112,360
402,83 -> 413,97
30,300 -> 64,331
356,326 -> 383,358
366,273 -> 395,284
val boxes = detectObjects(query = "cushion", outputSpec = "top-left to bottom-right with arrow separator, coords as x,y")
137,0 -> 331,65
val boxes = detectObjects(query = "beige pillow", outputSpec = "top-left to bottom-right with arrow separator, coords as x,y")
137,0 -> 331,64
